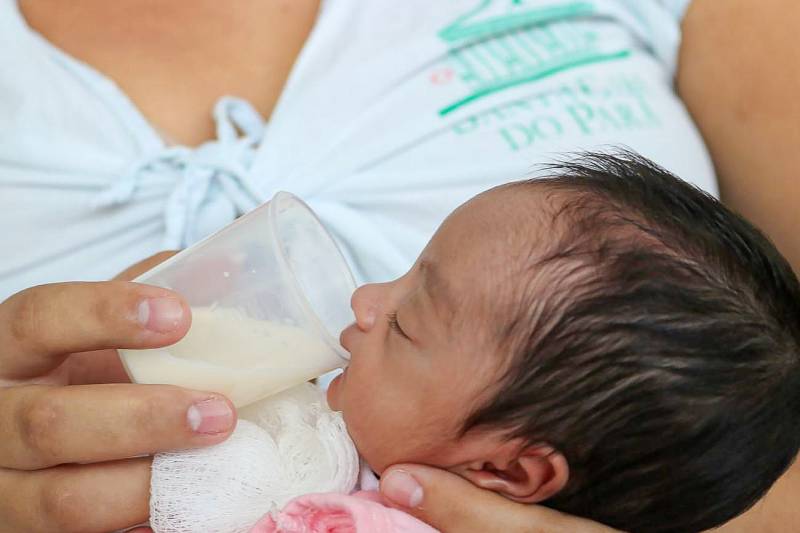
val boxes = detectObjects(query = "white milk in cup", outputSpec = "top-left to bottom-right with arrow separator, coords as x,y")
119,192 -> 356,407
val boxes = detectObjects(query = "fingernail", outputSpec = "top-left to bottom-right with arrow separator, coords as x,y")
381,470 -> 423,508
187,398 -> 234,434
138,298 -> 184,333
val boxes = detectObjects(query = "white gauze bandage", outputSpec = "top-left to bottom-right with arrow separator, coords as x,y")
148,383 -> 359,533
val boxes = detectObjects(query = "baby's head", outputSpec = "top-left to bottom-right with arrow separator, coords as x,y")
326,152 -> 800,533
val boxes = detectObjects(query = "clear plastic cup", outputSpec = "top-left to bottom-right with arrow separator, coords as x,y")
119,192 -> 356,407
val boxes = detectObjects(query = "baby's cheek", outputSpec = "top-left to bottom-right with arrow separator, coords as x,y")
338,357 -> 412,469
340,395 -> 401,472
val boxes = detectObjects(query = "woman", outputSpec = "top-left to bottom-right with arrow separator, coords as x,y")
1,0 -> 797,531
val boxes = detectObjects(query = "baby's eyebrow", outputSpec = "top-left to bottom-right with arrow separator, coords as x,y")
420,259 -> 456,322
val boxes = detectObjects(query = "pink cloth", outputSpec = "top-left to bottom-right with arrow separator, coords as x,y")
250,491 -> 438,533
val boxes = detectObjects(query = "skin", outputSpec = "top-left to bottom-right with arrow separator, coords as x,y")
2,0 -> 798,530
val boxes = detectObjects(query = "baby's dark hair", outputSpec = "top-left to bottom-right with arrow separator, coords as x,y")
463,151 -> 800,533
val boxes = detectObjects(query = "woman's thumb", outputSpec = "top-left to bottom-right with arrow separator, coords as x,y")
379,464 -> 622,533
379,464 -> 522,533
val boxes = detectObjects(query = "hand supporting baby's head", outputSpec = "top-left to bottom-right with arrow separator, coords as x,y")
328,151 -> 800,533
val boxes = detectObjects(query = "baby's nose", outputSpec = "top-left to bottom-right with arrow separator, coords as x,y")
350,284 -> 381,331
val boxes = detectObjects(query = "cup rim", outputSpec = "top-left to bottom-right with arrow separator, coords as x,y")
268,191 -> 355,362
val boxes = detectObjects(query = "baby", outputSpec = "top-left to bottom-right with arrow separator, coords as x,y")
325,151 -> 800,533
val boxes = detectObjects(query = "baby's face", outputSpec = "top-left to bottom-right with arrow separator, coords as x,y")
327,188 -> 533,473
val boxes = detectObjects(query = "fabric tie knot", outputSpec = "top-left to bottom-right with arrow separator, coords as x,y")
92,97 -> 268,249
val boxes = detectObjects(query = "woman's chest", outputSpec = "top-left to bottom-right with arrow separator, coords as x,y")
18,0 -> 320,146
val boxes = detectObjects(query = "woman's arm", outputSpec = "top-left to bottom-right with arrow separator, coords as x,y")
678,0 -> 800,275
678,1 -> 800,531
711,462 -> 800,532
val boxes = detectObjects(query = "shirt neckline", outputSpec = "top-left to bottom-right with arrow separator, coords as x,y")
8,0 -> 328,153
9,0 -> 169,152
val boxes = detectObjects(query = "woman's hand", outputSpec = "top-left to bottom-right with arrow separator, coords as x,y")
0,256 -> 237,533
380,464 -> 621,533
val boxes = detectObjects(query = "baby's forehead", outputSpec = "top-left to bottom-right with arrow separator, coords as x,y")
433,184 -> 566,331
442,182 -> 611,334
471,181 -> 576,227
456,183 -> 569,258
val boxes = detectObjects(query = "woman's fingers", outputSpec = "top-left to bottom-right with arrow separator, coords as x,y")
380,464 -> 621,533
0,281 -> 190,381
0,458 -> 152,533
0,384 -> 236,470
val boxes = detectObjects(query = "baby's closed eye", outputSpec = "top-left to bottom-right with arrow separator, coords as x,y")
387,312 -> 411,340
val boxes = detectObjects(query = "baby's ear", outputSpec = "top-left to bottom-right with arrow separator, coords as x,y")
458,445 -> 569,503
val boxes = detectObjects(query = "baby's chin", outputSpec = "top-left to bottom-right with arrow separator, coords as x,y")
324,394 -> 386,473
324,372 -> 375,467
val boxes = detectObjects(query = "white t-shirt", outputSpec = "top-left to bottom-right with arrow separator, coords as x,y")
0,0 -> 709,298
